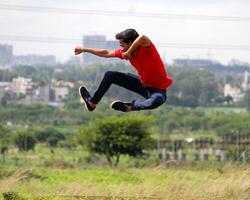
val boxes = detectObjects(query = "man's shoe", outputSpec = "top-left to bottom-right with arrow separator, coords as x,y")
79,86 -> 95,111
111,100 -> 131,112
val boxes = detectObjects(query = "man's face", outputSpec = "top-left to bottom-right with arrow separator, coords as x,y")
118,39 -> 131,52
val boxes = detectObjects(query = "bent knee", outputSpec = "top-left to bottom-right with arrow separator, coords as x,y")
103,71 -> 116,79
152,94 -> 166,108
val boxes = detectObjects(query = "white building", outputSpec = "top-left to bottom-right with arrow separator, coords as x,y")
17,85 -> 50,105
11,77 -> 33,95
242,71 -> 250,91
224,84 -> 244,102
0,82 -> 10,99
53,87 -> 68,102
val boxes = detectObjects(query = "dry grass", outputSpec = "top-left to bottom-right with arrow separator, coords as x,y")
0,164 -> 249,200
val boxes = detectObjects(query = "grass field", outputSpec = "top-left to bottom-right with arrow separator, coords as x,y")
196,106 -> 247,115
0,163 -> 249,200
1,138 -> 250,200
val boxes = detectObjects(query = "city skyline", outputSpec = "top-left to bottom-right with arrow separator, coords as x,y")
1,0 -> 250,65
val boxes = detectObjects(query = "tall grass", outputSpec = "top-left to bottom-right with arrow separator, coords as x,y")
0,164 -> 249,200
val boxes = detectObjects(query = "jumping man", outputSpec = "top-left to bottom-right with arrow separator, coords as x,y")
75,28 -> 173,112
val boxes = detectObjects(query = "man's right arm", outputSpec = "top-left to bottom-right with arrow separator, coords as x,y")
74,47 -> 116,58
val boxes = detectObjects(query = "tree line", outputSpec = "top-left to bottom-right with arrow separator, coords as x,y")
1,107 -> 250,165
1,63 -> 249,110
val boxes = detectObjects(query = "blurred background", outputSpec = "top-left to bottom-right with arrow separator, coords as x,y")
0,1 -> 250,200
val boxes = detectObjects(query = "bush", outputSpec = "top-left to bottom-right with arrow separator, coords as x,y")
78,115 -> 155,167
3,191 -> 23,200
14,130 -> 36,151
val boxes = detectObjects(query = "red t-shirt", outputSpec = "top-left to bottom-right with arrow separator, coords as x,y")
115,42 -> 173,90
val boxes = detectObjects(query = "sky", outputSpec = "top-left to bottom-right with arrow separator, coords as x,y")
0,0 -> 250,65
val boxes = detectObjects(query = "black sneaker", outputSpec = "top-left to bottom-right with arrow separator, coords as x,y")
79,86 -> 95,111
110,100 -> 131,112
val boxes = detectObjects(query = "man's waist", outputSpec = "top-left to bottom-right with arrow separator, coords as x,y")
140,76 -> 173,90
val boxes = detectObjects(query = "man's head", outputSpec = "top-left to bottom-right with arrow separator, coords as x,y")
116,29 -> 139,52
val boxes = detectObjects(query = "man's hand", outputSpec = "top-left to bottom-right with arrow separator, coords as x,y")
74,47 -> 83,55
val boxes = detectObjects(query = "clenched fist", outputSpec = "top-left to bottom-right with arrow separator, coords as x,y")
74,47 -> 83,55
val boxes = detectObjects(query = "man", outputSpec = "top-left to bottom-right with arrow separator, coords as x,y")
75,28 -> 173,112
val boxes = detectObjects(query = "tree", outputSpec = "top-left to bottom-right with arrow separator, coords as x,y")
244,90 -> 250,113
199,79 -> 219,106
78,115 -> 155,167
15,65 -> 53,85
14,130 -> 36,151
167,67 -> 222,107
34,127 -> 65,147
178,76 -> 202,107
224,95 -> 233,104
0,124 -> 9,162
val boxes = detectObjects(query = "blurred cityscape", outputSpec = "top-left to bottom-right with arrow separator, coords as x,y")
0,34 -> 250,106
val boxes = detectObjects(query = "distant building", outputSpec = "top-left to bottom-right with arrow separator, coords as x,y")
242,71 -> 250,91
173,58 -> 219,68
10,77 -> 33,95
24,88 -> 39,104
224,84 -> 244,102
52,79 -> 74,89
13,54 -> 56,66
53,87 -> 68,102
0,81 -> 17,102
228,59 -> 250,67
105,40 -> 118,50
50,79 -> 70,102
36,85 -> 51,103
82,35 -> 106,64
0,82 -> 10,100
0,87 -> 4,100
0,44 -> 13,68
1,77 -> 72,105
82,35 -> 119,64
21,85 -> 51,104
66,56 -> 81,65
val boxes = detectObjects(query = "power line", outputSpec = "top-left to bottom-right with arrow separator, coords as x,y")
1,35 -> 250,51
0,3 -> 250,22
0,35 -> 78,44
159,43 -> 250,51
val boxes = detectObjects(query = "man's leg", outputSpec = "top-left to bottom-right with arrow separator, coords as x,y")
131,90 -> 167,111
112,88 -> 167,112
79,86 -> 96,111
91,71 -> 148,104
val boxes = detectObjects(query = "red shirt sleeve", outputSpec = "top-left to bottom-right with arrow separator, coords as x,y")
115,49 -> 123,59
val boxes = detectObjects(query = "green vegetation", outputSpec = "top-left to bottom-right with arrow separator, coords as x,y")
244,89 -> 250,112
0,165 -> 249,200
1,64 -> 250,199
78,115 -> 155,166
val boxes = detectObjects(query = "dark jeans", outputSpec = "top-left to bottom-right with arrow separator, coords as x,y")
91,71 -> 167,111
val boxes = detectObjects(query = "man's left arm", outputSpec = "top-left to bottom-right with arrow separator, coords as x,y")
123,35 -> 151,59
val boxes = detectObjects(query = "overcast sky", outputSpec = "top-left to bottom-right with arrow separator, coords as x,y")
1,0 -> 250,64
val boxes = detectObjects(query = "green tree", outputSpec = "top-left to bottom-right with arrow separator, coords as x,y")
199,79 -> 219,106
178,76 -> 202,107
78,115 -> 155,167
34,127 -> 65,147
168,67 -> 222,107
15,65 -> 53,85
0,124 -> 9,162
14,130 -> 36,151
244,90 -> 250,113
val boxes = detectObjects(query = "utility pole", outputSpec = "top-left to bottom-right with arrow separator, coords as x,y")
24,134 -> 27,164
236,130 -> 240,161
